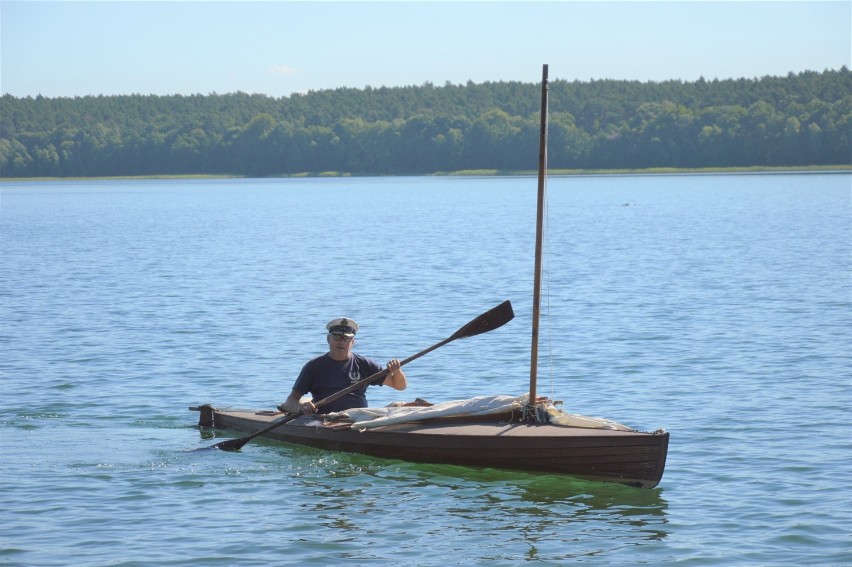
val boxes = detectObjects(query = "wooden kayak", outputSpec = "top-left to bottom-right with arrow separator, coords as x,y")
191,404 -> 669,488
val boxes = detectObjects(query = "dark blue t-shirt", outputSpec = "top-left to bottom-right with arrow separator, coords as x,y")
293,353 -> 384,414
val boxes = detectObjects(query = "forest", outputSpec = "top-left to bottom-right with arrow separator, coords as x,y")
1,68 -> 850,178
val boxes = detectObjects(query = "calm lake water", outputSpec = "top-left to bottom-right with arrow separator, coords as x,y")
1,174 -> 850,566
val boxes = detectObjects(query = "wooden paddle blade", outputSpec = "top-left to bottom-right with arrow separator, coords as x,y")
449,300 -> 514,340
212,437 -> 250,451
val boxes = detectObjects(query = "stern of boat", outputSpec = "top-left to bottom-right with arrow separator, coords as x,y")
190,404 -> 216,427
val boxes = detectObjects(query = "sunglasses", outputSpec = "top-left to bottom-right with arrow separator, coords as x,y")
330,334 -> 354,342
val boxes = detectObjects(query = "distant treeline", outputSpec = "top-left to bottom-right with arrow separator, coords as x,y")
1,68 -> 850,178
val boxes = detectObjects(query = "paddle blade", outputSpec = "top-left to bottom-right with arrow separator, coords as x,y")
212,437 -> 250,452
450,300 -> 514,341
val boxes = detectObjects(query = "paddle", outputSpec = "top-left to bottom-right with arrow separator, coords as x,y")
210,300 -> 514,451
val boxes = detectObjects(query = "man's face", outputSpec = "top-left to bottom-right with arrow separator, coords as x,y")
327,333 -> 355,360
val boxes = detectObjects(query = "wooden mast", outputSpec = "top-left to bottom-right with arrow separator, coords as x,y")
529,64 -> 549,413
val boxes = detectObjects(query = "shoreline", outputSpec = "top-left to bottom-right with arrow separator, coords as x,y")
1,165 -> 850,182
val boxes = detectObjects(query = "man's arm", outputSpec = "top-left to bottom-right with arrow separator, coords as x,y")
383,359 -> 407,391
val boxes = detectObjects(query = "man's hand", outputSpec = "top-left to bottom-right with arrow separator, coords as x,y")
384,358 -> 407,391
278,392 -> 314,414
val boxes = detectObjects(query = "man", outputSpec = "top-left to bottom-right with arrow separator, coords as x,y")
278,317 -> 407,415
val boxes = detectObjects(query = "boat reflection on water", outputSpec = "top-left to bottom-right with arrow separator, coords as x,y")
262,445 -> 670,553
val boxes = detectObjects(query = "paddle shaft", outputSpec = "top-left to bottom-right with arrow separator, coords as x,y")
211,300 -> 514,451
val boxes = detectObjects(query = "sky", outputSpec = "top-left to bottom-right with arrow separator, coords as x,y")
1,1 -> 849,98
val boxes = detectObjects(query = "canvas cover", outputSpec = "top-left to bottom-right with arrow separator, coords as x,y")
329,394 -> 634,431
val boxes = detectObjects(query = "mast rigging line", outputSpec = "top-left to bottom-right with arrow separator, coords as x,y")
542,109 -> 554,403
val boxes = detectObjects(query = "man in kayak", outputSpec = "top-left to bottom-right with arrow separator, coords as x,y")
277,317 -> 407,415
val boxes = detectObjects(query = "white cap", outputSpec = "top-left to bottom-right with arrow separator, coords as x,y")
326,317 -> 358,337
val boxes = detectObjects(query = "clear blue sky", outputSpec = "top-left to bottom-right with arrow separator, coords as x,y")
2,1 -> 849,98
